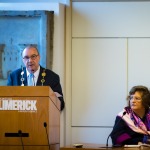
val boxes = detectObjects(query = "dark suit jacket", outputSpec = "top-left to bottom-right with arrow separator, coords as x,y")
7,66 -> 65,110
111,116 -> 144,145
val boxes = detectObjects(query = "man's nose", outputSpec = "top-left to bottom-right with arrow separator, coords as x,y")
28,57 -> 33,62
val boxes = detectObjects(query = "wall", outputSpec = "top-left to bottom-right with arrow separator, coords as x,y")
65,1 -> 150,146
0,0 -> 67,3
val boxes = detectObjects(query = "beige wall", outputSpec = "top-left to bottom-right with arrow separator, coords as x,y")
65,1 -> 150,145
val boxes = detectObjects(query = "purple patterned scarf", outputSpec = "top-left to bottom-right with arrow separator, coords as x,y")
118,107 -> 150,135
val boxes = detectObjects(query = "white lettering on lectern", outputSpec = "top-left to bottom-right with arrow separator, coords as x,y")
0,100 -> 37,112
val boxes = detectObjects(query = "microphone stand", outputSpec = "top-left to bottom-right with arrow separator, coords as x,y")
106,133 -> 111,147
18,130 -> 24,150
44,122 -> 51,150
106,112 -> 126,147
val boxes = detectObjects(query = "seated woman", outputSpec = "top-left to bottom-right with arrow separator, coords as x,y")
111,85 -> 150,146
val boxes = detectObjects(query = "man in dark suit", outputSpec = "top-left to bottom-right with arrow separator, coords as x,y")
7,45 -> 65,111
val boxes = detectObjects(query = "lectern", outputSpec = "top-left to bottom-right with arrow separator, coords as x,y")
0,86 -> 60,150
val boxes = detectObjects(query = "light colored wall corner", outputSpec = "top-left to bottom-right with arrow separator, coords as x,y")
51,3 -> 66,147
64,0 -> 72,146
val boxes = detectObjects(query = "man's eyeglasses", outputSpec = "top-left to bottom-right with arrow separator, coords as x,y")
23,54 -> 39,61
129,96 -> 142,101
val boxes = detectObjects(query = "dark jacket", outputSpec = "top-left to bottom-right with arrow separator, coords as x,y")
7,66 -> 65,110
111,116 -> 144,145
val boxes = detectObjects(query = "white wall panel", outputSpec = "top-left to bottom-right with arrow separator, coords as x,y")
128,38 -> 150,89
72,38 -> 127,126
72,2 -> 150,37
72,127 -> 112,145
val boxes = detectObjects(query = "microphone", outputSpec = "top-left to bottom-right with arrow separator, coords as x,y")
106,111 -> 126,147
18,130 -> 24,150
44,122 -> 51,150
20,66 -> 25,86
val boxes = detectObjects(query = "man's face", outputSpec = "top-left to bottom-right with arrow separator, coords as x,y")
22,47 -> 40,73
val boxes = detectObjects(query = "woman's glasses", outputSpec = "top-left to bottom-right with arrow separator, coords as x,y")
129,96 -> 142,101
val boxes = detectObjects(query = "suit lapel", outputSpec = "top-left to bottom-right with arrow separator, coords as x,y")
23,68 -> 27,86
36,66 -> 44,86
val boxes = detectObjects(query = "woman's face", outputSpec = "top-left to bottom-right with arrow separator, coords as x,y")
130,91 -> 145,112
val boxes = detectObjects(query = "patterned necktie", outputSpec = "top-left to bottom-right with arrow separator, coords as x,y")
28,73 -> 34,86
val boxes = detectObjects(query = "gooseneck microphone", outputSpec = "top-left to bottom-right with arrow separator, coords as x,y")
44,122 -> 51,150
18,130 -> 24,150
106,111 -> 126,147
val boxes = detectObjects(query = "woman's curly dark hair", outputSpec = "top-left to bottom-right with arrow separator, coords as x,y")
127,85 -> 150,111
